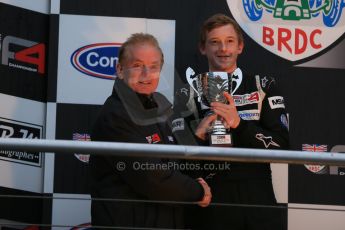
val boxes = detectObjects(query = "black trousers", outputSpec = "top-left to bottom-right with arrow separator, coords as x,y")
186,177 -> 287,230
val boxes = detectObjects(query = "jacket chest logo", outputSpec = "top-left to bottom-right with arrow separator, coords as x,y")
238,109 -> 260,120
268,96 -> 285,109
255,134 -> 280,148
145,133 -> 161,144
233,91 -> 260,106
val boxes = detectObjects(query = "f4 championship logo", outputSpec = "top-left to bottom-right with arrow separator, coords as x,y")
0,35 -> 46,74
227,0 -> 345,61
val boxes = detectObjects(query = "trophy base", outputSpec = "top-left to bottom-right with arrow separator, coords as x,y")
210,133 -> 233,147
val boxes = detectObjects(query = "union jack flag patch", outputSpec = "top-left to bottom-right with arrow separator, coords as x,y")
73,133 -> 91,141
302,144 -> 327,152
302,144 -> 328,174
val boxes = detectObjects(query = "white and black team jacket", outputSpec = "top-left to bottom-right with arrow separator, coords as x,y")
172,68 -> 290,179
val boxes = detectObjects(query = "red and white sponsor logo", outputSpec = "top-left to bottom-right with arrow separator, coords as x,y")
233,91 -> 260,106
146,133 -> 161,144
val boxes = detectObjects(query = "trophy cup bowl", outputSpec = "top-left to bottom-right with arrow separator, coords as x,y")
186,68 -> 232,146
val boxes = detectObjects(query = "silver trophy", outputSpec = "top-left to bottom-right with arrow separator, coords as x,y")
186,67 -> 232,146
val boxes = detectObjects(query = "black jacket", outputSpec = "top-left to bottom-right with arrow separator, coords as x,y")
89,79 -> 204,229
172,68 -> 290,179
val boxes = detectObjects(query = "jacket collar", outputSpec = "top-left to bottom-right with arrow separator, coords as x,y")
112,78 -> 173,125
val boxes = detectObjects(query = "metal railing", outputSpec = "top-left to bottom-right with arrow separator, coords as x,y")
1,138 -> 345,229
0,138 -> 344,165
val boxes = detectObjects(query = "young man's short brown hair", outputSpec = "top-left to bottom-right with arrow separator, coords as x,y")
199,14 -> 244,48
118,33 -> 164,66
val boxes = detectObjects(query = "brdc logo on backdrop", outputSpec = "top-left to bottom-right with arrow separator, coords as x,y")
0,34 -> 46,74
71,43 -> 122,80
227,0 -> 345,61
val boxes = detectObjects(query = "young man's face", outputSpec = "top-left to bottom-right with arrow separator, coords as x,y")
200,24 -> 243,73
117,43 -> 162,95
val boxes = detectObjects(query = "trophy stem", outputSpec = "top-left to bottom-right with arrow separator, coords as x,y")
209,115 -> 233,147
210,116 -> 227,135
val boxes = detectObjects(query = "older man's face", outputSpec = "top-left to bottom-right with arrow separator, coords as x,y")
117,43 -> 162,95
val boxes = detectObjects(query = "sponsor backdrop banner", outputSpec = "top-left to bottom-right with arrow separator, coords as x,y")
56,14 -> 175,105
0,1 -> 50,227
1,0 -> 345,229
